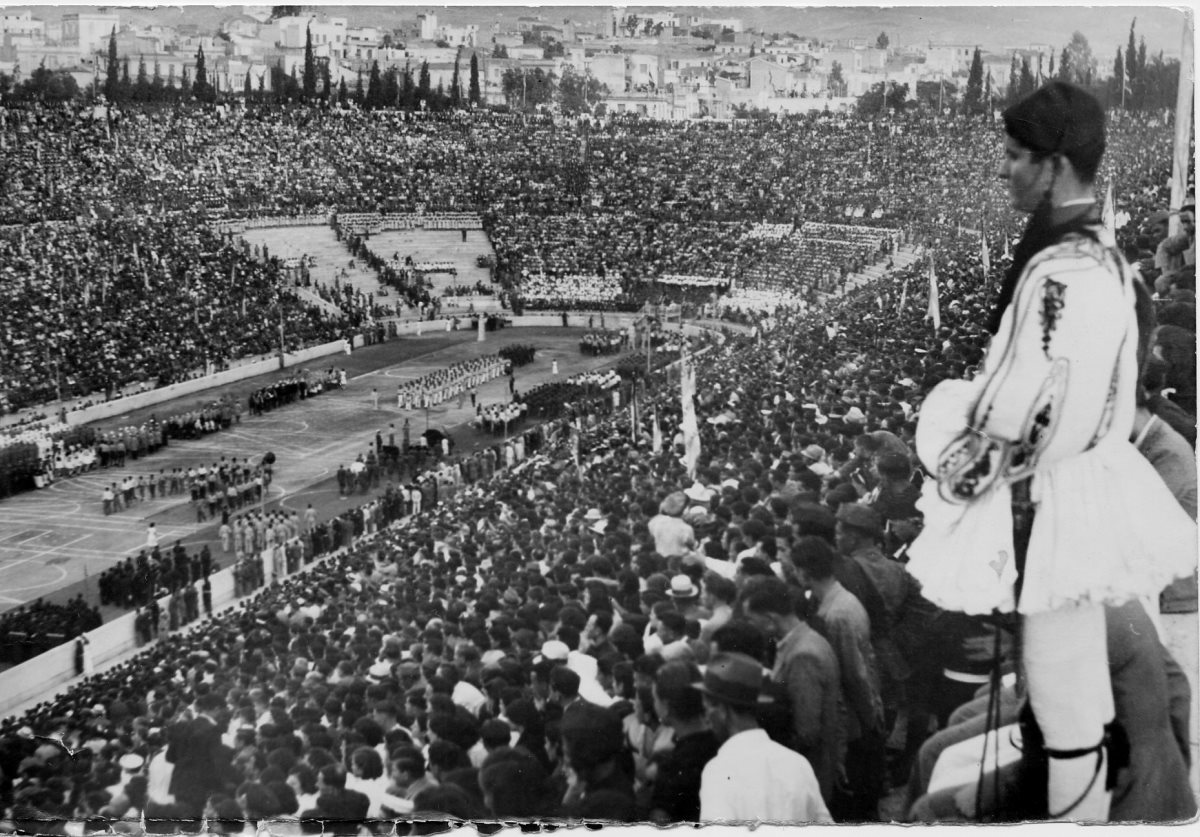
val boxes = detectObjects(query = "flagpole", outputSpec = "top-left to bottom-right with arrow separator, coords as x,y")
1169,13 -> 1195,235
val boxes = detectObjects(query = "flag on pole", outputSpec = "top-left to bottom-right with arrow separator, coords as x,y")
980,231 -> 991,275
629,394 -> 639,443
652,408 -> 663,454
925,259 -> 942,332
1002,234 -> 1011,260
1102,181 -> 1116,240
143,265 -> 151,291
1168,17 -> 1194,236
898,274 -> 909,311
679,354 -> 701,479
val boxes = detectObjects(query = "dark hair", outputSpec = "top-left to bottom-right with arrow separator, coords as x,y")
480,719 -> 512,750
710,621 -> 767,664
793,535 -> 837,582
316,763 -> 346,791
653,661 -> 704,722
790,501 -> 836,541
288,764 -> 317,795
351,746 -> 383,781
1003,80 -> 1106,182
428,739 -> 470,774
479,752 -> 550,818
703,573 -> 738,605
742,577 -> 796,619
549,666 -> 581,700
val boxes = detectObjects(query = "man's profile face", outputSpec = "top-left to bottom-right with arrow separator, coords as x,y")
999,134 -> 1051,214
703,696 -> 729,741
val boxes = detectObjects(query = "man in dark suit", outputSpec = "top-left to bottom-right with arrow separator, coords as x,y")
166,693 -> 230,818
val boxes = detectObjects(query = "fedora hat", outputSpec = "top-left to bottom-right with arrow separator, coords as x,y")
692,652 -> 771,709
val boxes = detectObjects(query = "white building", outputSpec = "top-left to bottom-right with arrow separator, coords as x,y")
1,11 -> 45,39
436,24 -> 478,48
417,12 -> 437,42
61,11 -> 120,56
923,43 -> 977,76
260,14 -> 347,59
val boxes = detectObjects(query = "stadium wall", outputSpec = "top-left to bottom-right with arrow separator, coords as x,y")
0,560 -> 239,718
64,338 -> 355,426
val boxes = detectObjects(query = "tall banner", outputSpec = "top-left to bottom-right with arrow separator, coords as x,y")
925,259 -> 941,332
652,407 -> 663,454
1102,181 -> 1117,240
1170,16 -> 1193,234
679,355 -> 700,479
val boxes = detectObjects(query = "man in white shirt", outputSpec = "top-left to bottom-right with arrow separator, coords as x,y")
697,652 -> 832,824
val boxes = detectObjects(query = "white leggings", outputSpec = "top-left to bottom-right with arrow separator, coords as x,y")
1023,603 -> 1113,822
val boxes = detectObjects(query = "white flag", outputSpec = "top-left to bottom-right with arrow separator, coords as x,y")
980,232 -> 991,275
925,260 -> 941,332
898,274 -> 909,312
679,356 -> 701,479
652,408 -> 663,454
1102,182 -> 1116,240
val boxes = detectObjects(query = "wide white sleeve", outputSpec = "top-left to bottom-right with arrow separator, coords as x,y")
970,246 -> 1126,468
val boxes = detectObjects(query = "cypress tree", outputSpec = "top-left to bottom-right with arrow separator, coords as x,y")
244,69 -> 253,100
469,52 -> 481,105
302,25 -> 317,100
450,50 -> 461,107
418,60 -> 431,105
964,47 -> 984,115
401,61 -> 415,109
366,60 -> 382,109
193,43 -> 209,101
135,54 -> 148,100
104,27 -> 119,100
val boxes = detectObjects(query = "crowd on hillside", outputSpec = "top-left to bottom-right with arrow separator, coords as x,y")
0,96 -> 1193,831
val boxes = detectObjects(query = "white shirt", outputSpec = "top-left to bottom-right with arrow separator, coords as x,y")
451,680 -> 488,716
699,728 -> 832,824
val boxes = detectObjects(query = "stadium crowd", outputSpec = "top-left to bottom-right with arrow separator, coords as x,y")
2,103 -> 1176,418
0,88 -> 1193,831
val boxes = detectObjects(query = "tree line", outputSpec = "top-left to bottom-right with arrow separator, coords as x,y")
858,18 -> 1181,117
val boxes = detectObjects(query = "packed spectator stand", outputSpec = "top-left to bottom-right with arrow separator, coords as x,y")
0,96 -> 1193,831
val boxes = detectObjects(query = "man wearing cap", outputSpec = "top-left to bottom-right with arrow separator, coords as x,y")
835,503 -> 915,759
696,652 -> 832,823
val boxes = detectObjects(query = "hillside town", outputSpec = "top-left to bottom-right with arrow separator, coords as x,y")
0,6 -> 1166,118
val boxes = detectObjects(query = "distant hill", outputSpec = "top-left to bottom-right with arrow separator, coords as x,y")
8,4 -> 1188,57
